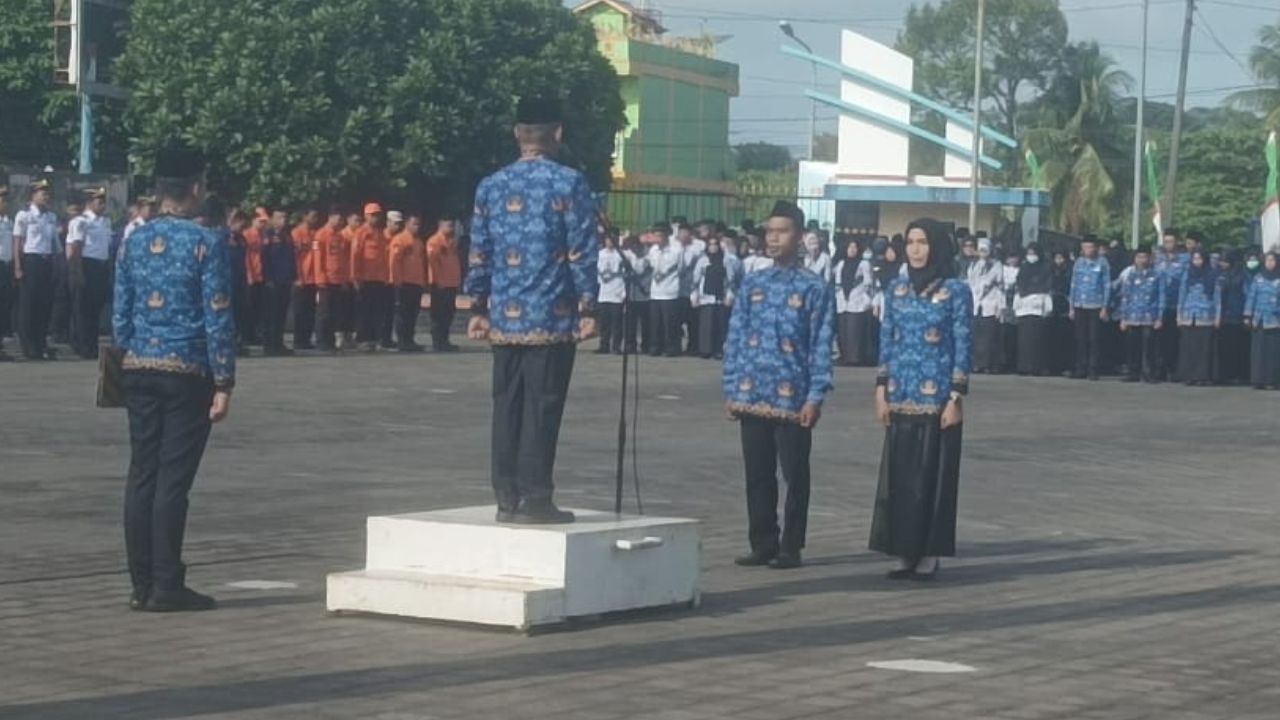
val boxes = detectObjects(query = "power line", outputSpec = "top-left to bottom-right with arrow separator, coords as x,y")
1193,6 -> 1255,78
1198,0 -> 1278,10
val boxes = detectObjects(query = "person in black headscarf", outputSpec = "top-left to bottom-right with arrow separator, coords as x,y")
834,240 -> 871,366
691,236 -> 737,359
1013,243 -> 1053,375
1176,248 -> 1220,385
869,219 -> 971,581
1216,248 -> 1251,384
1245,252 -> 1280,389
1048,249 -> 1075,375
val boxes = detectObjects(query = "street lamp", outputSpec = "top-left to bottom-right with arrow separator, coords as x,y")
779,20 -> 818,161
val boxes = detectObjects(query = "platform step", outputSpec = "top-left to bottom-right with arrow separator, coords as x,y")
326,569 -> 565,629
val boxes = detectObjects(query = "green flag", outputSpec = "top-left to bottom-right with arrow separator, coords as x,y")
1263,131 -> 1279,252
1025,148 -> 1042,190
1144,141 -> 1163,237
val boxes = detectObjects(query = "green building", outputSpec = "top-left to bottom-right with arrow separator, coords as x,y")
573,0 -> 739,229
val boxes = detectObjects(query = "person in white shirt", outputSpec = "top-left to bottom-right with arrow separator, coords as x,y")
66,187 -> 114,360
0,185 -> 13,361
691,235 -> 739,359
13,179 -> 60,360
1012,244 -> 1054,375
803,232 -> 832,283
596,230 -> 626,354
1001,251 -> 1022,372
834,240 -> 876,366
647,223 -> 684,357
621,232 -> 652,354
967,238 -> 1004,373
742,233 -> 773,274
122,196 -> 156,243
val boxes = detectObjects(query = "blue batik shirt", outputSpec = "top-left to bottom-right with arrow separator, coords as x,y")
1177,268 -> 1221,326
1244,274 -> 1280,329
722,264 -> 835,422
1070,256 -> 1111,309
1155,251 -> 1188,310
465,157 -> 599,345
112,215 -> 237,390
261,226 -> 296,286
1118,266 -> 1164,326
876,277 -> 973,415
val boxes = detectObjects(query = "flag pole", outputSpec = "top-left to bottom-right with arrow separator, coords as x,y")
1129,0 -> 1149,249
967,0 -> 986,234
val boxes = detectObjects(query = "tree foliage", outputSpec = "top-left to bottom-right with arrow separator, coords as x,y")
1168,128 -> 1270,247
1227,20 -> 1280,130
117,0 -> 625,214
733,142 -> 793,173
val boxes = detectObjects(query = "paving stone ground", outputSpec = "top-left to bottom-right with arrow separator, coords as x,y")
1,339 -> 1278,720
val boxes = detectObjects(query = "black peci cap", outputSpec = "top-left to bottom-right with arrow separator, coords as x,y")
154,143 -> 207,179
516,95 -> 563,125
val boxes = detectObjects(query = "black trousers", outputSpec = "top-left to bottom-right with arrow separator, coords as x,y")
627,300 -> 649,353
244,284 -> 264,345
380,283 -> 397,346
356,282 -> 391,343
1073,308 -> 1102,377
263,282 -> 292,351
597,301 -> 624,352
18,253 -> 55,358
123,372 -> 215,595
1048,315 -> 1075,375
0,260 -> 15,340
1157,309 -> 1179,380
696,303 -> 729,358
491,343 -> 577,511
231,279 -> 249,348
430,287 -> 458,348
740,415 -> 812,556
292,285 -> 317,348
71,258 -> 110,359
395,285 -> 423,348
1217,323 -> 1250,384
316,286 -> 353,350
1124,325 -> 1158,380
649,299 -> 681,356
680,297 -> 696,354
50,254 -> 70,343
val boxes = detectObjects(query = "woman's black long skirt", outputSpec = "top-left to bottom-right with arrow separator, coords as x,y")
1216,323 -> 1250,384
972,316 -> 1002,372
1251,328 -> 1280,387
1016,315 -> 1048,375
1178,325 -> 1215,383
696,304 -> 729,358
837,312 -> 870,366
869,413 -> 962,560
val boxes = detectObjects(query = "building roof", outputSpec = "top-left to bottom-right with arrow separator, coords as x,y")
573,0 -> 666,35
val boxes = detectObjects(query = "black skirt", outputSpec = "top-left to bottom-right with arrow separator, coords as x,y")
1178,325 -> 1215,382
973,316 -> 1002,372
1217,323 -> 1250,384
837,312 -> 870,366
696,303 -> 729,358
1251,328 -> 1280,387
1016,315 -> 1048,375
869,413 -> 963,559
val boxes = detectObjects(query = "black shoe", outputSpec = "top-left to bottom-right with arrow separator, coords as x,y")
144,587 -> 217,612
510,505 -> 575,525
768,552 -> 802,570
129,590 -> 149,611
910,559 -> 941,581
734,550 -> 778,567
495,509 -> 517,523
399,343 -> 426,353
1121,376 -> 1139,383
887,567 -> 917,580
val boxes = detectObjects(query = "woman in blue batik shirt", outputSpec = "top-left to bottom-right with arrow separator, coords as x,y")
1244,252 -> 1280,390
869,219 -> 973,581
1176,248 -> 1221,386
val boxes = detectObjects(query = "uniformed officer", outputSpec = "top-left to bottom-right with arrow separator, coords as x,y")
66,187 -> 114,359
465,95 -> 599,524
1117,245 -> 1165,382
0,185 -> 14,361
1069,234 -> 1112,380
122,196 -> 156,243
12,179 -> 60,360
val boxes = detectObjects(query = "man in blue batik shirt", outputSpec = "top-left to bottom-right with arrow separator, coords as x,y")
465,96 -> 599,525
1069,234 -> 1111,380
1118,245 -> 1165,383
113,144 -> 235,613
722,200 -> 834,570
1154,227 -> 1188,379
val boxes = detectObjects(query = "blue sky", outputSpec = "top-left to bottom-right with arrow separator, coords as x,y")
566,0 -> 1275,153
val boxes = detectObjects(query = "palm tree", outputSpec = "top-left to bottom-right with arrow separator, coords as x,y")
1024,42 -> 1133,234
1227,21 -> 1280,130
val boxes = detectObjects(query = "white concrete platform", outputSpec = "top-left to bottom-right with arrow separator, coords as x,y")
326,506 -> 701,630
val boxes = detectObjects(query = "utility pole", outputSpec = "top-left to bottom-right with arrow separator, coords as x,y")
779,21 -> 818,160
1165,0 -> 1195,227
967,0 -> 986,233
74,0 -> 93,174
1129,0 -> 1149,249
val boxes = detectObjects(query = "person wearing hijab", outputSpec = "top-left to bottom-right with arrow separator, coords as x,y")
1117,245 -> 1165,382
621,232 -> 652,355
1013,244 -> 1053,375
803,232 -> 832,283
692,235 -> 739,359
833,240 -> 876,366
1176,248 -> 1221,385
1244,252 -> 1280,390
966,237 -> 1004,373
1000,250 -> 1021,372
1216,249 -> 1251,385
1070,235 -> 1111,380
1048,250 -> 1074,374
870,218 -> 972,581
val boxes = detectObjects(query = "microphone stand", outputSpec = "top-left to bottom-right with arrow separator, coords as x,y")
614,256 -> 634,515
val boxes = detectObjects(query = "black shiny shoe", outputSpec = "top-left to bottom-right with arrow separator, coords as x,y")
887,568 -> 916,580
129,590 -> 150,611
734,550 -> 778,567
144,587 -> 217,612
768,552 -> 802,570
510,504 -> 575,525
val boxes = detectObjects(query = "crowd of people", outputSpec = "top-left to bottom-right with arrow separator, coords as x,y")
595,217 -> 1280,391
0,182 -> 466,362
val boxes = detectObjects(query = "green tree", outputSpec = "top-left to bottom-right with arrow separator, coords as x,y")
1227,20 -> 1280,130
1171,126 -> 1270,246
117,0 -> 624,214
733,142 -> 793,173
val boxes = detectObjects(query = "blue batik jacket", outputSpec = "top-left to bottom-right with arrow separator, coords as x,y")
876,277 -> 973,415
1155,251 -> 1188,310
1070,256 -> 1111,310
464,157 -> 599,345
1244,274 -> 1280,329
1118,267 -> 1165,326
1177,269 -> 1221,326
722,264 -> 835,422
112,215 -> 237,390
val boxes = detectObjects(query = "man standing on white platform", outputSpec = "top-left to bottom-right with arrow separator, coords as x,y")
466,96 -> 599,525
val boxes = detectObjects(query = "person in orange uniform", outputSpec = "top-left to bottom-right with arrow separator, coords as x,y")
389,214 -> 429,352
350,203 -> 391,353
314,208 -> 349,352
241,208 -> 269,347
427,218 -> 463,352
291,209 -> 323,350
381,211 -> 407,348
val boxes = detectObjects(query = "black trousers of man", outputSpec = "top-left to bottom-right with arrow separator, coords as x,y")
1157,308 -> 1179,380
0,261 -> 15,348
50,252 -> 71,344
262,282 -> 292,353
491,343 -> 576,513
1124,325 -> 1158,381
680,297 -> 697,354
315,286 -> 342,351
243,283 -> 264,346
18,253 -> 55,359
229,278 -> 248,352
380,286 -> 397,348
650,299 -> 681,357
71,258 -> 110,359
1073,308 -> 1102,378
292,285 -> 317,349
740,415 -> 812,557
123,371 -> 215,599
430,287 -> 458,350
395,285 -> 423,349
597,301 -> 624,353
356,282 -> 390,344
627,299 -> 650,354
